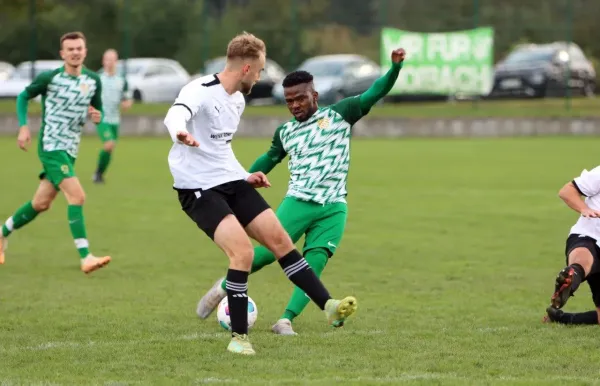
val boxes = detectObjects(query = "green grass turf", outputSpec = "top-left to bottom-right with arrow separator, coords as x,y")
2,136 -> 600,384
0,97 -> 599,118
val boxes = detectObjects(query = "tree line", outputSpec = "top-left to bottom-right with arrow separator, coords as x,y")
1,0 -> 598,78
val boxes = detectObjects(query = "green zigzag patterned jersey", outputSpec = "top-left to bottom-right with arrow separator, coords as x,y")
100,73 -> 129,124
23,67 -> 102,158
269,96 -> 366,204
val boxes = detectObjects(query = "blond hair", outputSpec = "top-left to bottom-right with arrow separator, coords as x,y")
226,32 -> 266,60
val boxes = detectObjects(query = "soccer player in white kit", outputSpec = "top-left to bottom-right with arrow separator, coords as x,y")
544,165 -> 600,325
163,32 -> 358,355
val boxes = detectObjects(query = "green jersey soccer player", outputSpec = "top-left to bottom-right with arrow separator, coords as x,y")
93,48 -> 133,184
0,32 -> 111,274
196,48 -> 406,335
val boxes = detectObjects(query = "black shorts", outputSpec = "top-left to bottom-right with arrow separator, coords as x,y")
565,233 -> 600,306
176,180 -> 271,240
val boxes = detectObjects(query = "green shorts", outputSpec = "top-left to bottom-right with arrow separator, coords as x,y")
97,123 -> 119,142
38,150 -> 76,190
275,196 -> 348,256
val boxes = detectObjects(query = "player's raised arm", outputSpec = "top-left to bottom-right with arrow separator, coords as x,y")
248,125 -> 287,175
358,48 -> 405,113
163,81 -> 202,146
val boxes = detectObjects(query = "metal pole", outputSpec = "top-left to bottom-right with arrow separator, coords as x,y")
29,0 -> 36,80
472,0 -> 479,110
290,0 -> 298,69
379,0 -> 388,27
201,0 -> 209,70
565,0 -> 573,111
122,0 -> 130,76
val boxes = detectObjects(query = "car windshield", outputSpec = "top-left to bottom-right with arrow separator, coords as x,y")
504,48 -> 554,63
299,60 -> 347,77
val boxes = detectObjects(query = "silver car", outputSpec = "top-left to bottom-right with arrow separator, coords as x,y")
0,60 -> 63,99
98,58 -> 191,103
272,54 -> 382,106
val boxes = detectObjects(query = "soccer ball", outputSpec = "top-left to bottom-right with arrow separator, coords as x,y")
216,296 -> 258,331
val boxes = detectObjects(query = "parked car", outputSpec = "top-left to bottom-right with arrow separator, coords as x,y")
192,56 -> 286,103
272,54 -> 381,105
98,58 -> 190,103
0,60 -> 63,99
489,42 -> 596,98
0,61 -> 15,82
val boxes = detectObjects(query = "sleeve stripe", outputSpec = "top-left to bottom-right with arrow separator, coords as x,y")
572,180 -> 587,196
172,103 -> 192,117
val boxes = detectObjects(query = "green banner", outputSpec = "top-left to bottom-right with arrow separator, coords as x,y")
381,27 -> 494,95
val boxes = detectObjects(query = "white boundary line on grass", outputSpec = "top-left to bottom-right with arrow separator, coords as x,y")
0,330 -> 386,354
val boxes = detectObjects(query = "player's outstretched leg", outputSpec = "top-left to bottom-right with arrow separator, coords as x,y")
246,209 -> 357,328
273,247 -> 329,335
0,180 -> 58,264
550,264 -> 584,309
550,239 -> 595,309
60,178 -> 111,273
213,215 -> 255,355
1,201 -> 41,264
198,197 -> 312,319
544,306 -> 600,325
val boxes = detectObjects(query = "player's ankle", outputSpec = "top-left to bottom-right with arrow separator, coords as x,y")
281,310 -> 297,322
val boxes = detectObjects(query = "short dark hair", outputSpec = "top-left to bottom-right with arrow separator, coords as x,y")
282,71 -> 313,88
60,31 -> 86,48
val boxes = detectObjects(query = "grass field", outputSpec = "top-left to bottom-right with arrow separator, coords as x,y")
2,136 -> 600,385
0,97 -> 599,118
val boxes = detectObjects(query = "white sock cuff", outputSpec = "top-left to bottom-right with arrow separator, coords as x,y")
74,238 -> 89,249
4,217 -> 14,232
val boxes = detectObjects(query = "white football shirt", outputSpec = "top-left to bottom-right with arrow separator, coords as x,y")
570,165 -> 600,244
164,74 -> 251,190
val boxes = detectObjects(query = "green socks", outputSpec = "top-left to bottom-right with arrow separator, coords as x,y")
97,150 -> 112,175
1,201 -> 40,237
68,205 -> 89,258
281,248 -> 328,321
2,202 -> 91,259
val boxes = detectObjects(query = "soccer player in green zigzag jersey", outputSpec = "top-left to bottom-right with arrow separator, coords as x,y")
93,48 -> 133,184
0,31 -> 111,274
196,47 -> 406,335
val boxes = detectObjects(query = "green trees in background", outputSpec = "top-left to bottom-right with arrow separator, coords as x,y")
0,0 -> 598,78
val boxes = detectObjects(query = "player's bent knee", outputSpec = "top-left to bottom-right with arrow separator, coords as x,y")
569,247 -> 595,273
32,181 -> 59,212
266,228 -> 294,258
104,141 -> 115,152
66,191 -> 86,206
32,198 -> 52,212
214,215 -> 254,271
245,209 -> 294,258
60,178 -> 86,205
